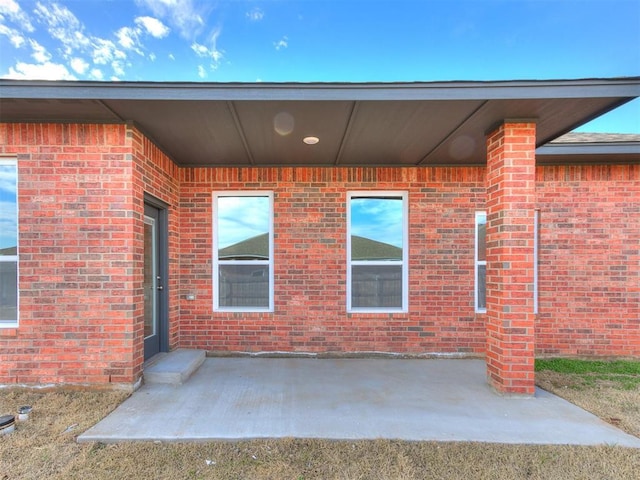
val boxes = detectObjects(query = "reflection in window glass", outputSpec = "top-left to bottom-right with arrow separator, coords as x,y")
0,159 -> 18,325
477,264 -> 486,311
217,196 -> 270,259
351,197 -> 403,258
351,265 -> 402,308
0,262 -> 17,323
213,193 -> 273,311
219,265 -> 269,307
348,193 -> 407,312
0,163 -> 17,254
475,212 -> 487,312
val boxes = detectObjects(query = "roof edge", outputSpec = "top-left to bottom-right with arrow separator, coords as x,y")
2,77 -> 639,101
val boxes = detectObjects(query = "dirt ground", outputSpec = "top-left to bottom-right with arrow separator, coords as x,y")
1,375 -> 639,480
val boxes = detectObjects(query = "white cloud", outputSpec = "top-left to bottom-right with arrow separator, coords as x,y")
33,1 -> 90,56
89,68 -> 103,80
70,57 -> 89,74
191,42 -> 207,56
29,39 -> 50,63
135,0 -> 204,39
0,23 -> 25,47
4,1 -> 193,80
0,166 -> 16,194
135,16 -> 169,38
116,26 -> 138,50
197,64 -> 205,78
2,61 -> 76,80
116,18 -> 168,56
92,38 -> 126,65
191,27 -> 222,65
246,7 -> 264,22
274,36 -> 288,50
168,53 -> 175,60
31,1 -> 132,79
112,60 -> 125,76
0,0 -> 35,32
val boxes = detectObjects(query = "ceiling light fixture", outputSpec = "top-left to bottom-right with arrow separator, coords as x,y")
303,136 -> 319,145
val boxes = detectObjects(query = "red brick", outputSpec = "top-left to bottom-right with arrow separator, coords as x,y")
1,122 -> 637,389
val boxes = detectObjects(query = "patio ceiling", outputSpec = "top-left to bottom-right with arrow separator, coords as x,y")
1,78 -> 638,167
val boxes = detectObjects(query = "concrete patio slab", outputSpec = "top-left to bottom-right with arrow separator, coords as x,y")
78,358 -> 640,447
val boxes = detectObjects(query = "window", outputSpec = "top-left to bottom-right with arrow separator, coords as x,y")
0,158 -> 18,327
475,212 -> 486,313
475,211 -> 539,314
213,192 -> 273,311
347,192 -> 408,312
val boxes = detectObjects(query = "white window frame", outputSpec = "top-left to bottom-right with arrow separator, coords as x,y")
0,158 -> 18,328
475,211 -> 487,313
212,191 -> 274,312
347,191 -> 408,313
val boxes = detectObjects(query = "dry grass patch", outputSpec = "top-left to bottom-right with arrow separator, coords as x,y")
0,389 -> 128,480
1,363 -> 639,480
62,440 -> 640,480
536,359 -> 640,438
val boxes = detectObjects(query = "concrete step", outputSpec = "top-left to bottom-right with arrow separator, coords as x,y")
144,349 -> 206,385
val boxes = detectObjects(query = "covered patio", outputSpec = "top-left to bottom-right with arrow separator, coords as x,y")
78,355 -> 640,446
1,77 -> 639,394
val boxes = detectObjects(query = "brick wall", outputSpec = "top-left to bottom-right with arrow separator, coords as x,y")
536,164 -> 640,357
0,123 -> 137,385
179,167 -> 487,354
1,122 -> 638,387
485,122 -> 537,394
130,126 -> 181,373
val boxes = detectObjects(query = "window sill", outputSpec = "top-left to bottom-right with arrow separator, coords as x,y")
215,308 -> 273,313
348,309 -> 407,314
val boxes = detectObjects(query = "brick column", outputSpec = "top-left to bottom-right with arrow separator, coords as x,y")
485,121 -> 536,395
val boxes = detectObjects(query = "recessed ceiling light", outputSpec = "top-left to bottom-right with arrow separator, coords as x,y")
303,136 -> 319,145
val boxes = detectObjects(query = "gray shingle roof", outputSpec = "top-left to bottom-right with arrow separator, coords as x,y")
552,132 -> 640,144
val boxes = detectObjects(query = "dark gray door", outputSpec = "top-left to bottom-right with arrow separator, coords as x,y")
143,203 -> 166,360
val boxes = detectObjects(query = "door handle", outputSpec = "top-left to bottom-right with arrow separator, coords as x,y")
157,285 -> 164,290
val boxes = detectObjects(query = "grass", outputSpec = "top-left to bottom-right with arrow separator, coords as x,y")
536,358 -> 640,440
536,358 -> 640,377
536,358 -> 640,390
1,359 -> 639,480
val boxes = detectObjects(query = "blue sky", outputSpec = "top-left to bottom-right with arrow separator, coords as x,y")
0,0 -> 639,132
216,195 -> 270,250
351,198 -> 403,249
0,162 -> 17,250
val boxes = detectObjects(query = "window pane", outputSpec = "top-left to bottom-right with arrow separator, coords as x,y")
351,265 -> 402,308
143,219 -> 156,338
219,265 -> 269,307
477,264 -> 486,310
0,163 -> 17,255
350,197 -> 403,260
477,214 -> 486,262
217,196 -> 269,260
0,261 -> 17,322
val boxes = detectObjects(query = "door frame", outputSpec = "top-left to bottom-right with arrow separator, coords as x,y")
144,194 -> 169,359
